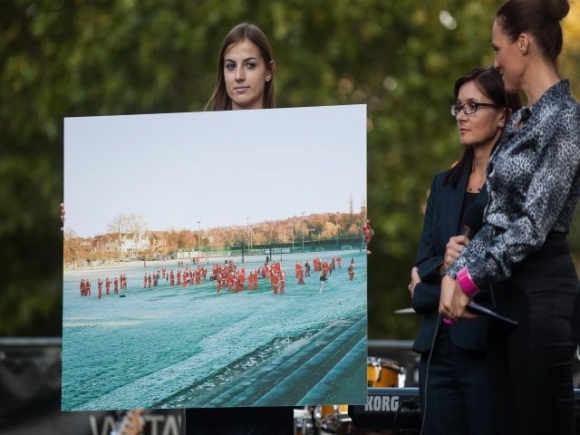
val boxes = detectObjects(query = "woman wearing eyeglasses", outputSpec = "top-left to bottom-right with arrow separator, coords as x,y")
408,65 -> 520,435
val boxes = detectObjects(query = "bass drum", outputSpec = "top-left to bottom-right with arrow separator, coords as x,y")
367,356 -> 382,387
373,358 -> 406,388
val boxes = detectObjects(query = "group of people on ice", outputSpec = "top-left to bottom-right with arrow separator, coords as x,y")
211,259 -> 287,295
78,255 -> 357,298
78,275 -> 127,299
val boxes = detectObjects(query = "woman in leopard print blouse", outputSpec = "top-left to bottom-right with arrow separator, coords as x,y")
439,0 -> 580,433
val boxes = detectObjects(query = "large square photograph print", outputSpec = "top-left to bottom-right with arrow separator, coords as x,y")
62,105 -> 368,411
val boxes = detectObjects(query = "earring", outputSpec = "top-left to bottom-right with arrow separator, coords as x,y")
265,76 -> 271,82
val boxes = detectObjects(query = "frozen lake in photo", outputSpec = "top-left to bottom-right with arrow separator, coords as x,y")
62,249 -> 368,411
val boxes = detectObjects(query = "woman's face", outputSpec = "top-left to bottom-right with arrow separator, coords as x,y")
491,19 -> 523,93
223,39 -> 271,110
455,80 -> 505,149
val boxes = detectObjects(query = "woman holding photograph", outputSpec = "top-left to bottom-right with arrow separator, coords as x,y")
192,22 -> 292,435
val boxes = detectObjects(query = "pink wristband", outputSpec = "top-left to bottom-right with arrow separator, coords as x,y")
457,266 -> 479,297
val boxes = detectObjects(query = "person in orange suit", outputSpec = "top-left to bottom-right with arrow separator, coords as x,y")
236,270 -> 245,292
216,273 -> 223,294
297,268 -> 305,285
279,270 -> 286,294
271,272 -> 279,295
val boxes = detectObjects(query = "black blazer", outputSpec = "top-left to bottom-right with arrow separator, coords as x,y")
412,167 -> 489,354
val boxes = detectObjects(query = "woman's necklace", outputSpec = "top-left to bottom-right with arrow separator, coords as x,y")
468,169 -> 485,193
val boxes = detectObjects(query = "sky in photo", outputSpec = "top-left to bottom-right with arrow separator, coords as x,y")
64,105 -> 367,238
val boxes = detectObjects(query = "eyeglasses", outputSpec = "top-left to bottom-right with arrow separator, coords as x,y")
451,102 -> 500,117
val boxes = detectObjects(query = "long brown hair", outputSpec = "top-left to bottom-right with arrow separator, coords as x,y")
205,23 -> 275,111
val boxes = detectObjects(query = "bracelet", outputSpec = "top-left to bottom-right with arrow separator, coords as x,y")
456,266 -> 480,298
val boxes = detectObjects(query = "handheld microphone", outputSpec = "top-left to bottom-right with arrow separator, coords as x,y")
461,202 -> 485,240
466,301 -> 518,326
459,201 -> 518,326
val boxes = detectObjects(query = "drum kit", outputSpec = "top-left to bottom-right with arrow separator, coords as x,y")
294,356 -> 406,434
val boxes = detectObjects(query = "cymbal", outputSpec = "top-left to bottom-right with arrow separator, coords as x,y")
394,307 -> 416,314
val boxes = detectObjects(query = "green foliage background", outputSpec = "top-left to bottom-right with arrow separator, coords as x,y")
2,0 -> 580,338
